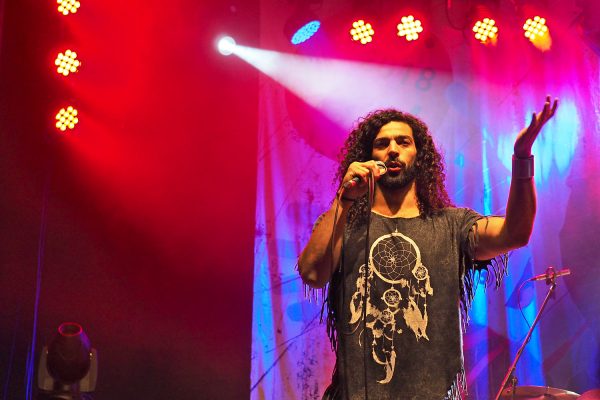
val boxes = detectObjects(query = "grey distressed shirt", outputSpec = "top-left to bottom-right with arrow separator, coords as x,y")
326,208 -> 487,400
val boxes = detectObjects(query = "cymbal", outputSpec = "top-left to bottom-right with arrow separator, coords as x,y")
500,385 -> 580,399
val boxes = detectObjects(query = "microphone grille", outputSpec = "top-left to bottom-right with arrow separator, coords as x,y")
375,160 -> 387,173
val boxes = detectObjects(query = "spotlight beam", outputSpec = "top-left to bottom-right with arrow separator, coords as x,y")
228,43 -> 452,135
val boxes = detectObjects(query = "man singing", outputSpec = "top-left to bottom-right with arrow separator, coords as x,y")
298,97 -> 558,400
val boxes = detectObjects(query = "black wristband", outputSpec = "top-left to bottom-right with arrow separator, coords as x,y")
512,154 -> 534,179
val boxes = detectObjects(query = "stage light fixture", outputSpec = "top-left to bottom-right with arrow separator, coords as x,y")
55,106 -> 79,132
290,21 -> 321,45
283,5 -> 321,46
523,16 -> 551,51
350,20 -> 374,45
283,2 -> 321,45
55,50 -> 81,76
523,16 -> 548,41
217,36 -> 236,56
37,322 -> 97,398
57,0 -> 81,15
472,18 -> 498,44
397,15 -> 423,42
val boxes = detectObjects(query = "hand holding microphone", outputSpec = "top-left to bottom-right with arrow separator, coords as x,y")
340,160 -> 387,201
343,161 -> 388,189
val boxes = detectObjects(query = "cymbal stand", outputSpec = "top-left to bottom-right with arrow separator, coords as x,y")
493,276 -> 558,400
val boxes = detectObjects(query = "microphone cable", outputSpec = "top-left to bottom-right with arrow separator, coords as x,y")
334,167 -> 377,400
361,169 -> 376,400
517,279 -> 532,330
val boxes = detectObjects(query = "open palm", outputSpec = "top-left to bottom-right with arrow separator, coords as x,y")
514,95 -> 559,158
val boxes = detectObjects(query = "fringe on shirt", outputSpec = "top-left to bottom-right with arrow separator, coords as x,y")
459,219 -> 509,332
296,262 -> 339,352
446,368 -> 467,400
454,218 -> 509,399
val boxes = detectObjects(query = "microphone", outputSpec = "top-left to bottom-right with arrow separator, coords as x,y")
528,267 -> 571,282
343,161 -> 387,189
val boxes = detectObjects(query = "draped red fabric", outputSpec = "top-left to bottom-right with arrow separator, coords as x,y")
0,0 -> 258,398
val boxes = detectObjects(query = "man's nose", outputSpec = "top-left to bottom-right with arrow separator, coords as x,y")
388,141 -> 400,156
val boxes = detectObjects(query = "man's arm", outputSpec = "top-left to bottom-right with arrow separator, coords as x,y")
475,96 -> 558,260
298,197 -> 351,288
298,161 -> 383,288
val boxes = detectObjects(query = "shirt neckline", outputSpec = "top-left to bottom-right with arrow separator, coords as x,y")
371,209 -> 421,220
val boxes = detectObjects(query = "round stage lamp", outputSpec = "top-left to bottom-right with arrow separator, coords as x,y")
289,20 -> 321,45
523,16 -> 549,41
217,36 -> 236,56
57,0 -> 80,15
55,106 -> 79,132
284,8 -> 321,45
472,18 -> 498,44
55,50 -> 81,76
37,322 -> 98,399
47,323 -> 91,384
350,19 -> 375,44
397,15 -> 424,42
523,16 -> 551,51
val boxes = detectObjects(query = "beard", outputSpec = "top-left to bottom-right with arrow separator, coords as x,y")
378,162 -> 417,190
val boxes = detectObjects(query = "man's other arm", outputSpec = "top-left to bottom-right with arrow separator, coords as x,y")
475,96 -> 558,260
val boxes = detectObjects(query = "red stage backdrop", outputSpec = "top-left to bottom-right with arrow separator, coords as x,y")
0,0 -> 258,399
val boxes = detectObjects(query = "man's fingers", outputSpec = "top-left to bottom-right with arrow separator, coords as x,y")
357,162 -> 381,176
515,96 -> 559,156
537,98 -> 558,126
541,96 -> 558,120
345,161 -> 382,188
550,98 -> 558,117
365,161 -> 382,178
529,112 -> 536,130
348,164 -> 371,183
352,168 -> 368,183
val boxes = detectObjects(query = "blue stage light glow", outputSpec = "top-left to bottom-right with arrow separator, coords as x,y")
291,21 -> 321,45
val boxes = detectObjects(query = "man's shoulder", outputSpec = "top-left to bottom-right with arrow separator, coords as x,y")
430,207 -> 485,226
433,206 -> 475,217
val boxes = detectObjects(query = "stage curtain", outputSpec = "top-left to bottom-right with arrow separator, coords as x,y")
251,1 -> 600,398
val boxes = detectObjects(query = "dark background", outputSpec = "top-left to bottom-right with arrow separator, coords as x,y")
0,0 -> 258,398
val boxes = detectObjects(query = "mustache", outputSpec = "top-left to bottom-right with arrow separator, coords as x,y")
385,159 -> 407,169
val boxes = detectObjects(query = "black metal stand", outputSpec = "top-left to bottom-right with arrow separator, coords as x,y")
494,278 -> 557,400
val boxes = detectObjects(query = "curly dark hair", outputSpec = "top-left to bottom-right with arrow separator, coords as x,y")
336,109 -> 453,225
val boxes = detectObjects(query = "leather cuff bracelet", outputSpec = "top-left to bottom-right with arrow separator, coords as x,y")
512,154 -> 534,179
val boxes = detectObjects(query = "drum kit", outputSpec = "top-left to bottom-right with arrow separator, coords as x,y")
494,268 -> 599,400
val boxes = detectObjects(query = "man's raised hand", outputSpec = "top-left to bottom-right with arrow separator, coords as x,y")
514,95 -> 559,158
